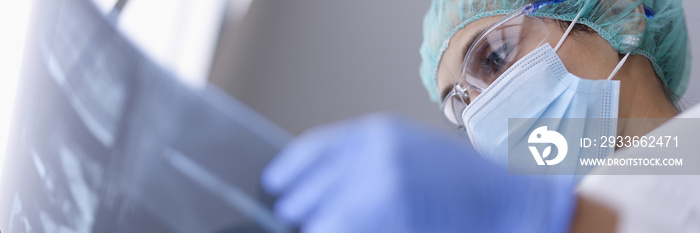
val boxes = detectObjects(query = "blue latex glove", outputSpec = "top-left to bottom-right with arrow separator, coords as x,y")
262,114 -> 576,233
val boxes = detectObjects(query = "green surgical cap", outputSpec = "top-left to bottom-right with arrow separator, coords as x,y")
419,0 -> 691,103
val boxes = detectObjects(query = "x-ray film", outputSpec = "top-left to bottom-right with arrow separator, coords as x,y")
0,0 -> 291,232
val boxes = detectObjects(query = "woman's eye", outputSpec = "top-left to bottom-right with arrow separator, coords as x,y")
481,42 -> 512,73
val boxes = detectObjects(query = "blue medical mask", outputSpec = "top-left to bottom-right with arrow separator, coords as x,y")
462,43 -> 622,174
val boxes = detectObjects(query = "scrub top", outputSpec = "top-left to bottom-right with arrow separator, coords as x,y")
578,104 -> 700,233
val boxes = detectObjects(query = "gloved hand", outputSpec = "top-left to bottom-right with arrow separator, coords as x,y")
262,114 -> 576,233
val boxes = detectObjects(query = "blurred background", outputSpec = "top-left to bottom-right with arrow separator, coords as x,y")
209,0 -> 440,135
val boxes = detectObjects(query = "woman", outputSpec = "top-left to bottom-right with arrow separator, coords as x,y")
262,0 -> 694,232
420,0 -> 688,171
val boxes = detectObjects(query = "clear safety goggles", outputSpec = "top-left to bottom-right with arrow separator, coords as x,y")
441,4 -> 551,128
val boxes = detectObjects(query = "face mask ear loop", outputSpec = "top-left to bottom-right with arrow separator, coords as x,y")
554,7 -> 585,52
606,53 -> 631,80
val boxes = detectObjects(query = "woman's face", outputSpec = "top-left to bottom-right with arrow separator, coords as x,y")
435,16 -> 621,104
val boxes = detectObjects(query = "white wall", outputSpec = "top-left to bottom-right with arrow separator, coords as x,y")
211,0 -> 441,135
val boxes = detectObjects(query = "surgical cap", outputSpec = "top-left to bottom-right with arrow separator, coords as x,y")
419,0 -> 691,103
